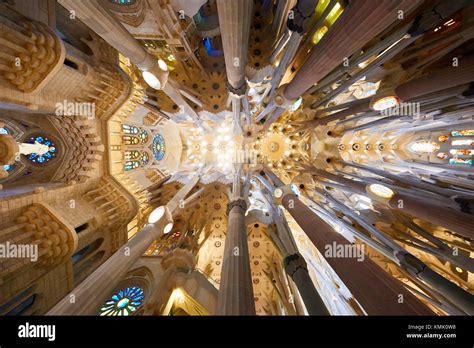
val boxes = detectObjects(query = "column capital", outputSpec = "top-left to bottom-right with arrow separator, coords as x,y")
227,198 -> 247,215
394,251 -> 427,277
283,253 -> 308,277
227,81 -> 247,97
273,84 -> 293,108
287,0 -> 318,34
273,184 -> 300,205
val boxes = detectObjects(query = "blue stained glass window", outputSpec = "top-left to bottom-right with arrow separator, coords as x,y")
26,136 -> 57,164
152,134 -> 166,161
0,127 -> 9,135
139,130 -> 149,144
122,124 -> 139,135
111,0 -> 135,5
451,130 -> 474,137
99,286 -> 144,316
124,160 -> 140,171
449,158 -> 473,166
3,164 -> 12,172
141,152 -> 149,165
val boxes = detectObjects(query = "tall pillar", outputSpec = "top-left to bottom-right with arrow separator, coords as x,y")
296,99 -> 371,131
269,201 -> 329,315
216,167 -> 256,315
264,170 -> 433,315
395,54 -> 474,100
281,193 -> 432,315
311,168 -> 474,240
258,0 -> 318,123
269,0 -> 318,97
281,0 -> 423,101
59,0 -> 201,123
58,0 -> 156,70
46,221 -> 169,315
217,0 -> 253,130
271,0 -> 296,42
47,175 -> 200,315
388,194 -> 474,240
284,253 -> 330,315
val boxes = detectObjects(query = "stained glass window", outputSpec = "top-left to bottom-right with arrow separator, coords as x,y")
123,135 -> 140,145
3,164 -> 12,171
124,160 -> 140,171
452,139 -> 474,146
141,152 -> 149,165
0,127 -> 9,135
449,149 -> 474,156
438,135 -> 449,143
122,124 -> 139,135
139,130 -> 149,144
436,152 -> 448,160
110,0 -> 135,5
451,130 -> 474,137
124,150 -> 141,160
26,136 -> 57,164
449,158 -> 473,166
409,141 -> 440,154
99,286 -> 144,316
152,134 -> 166,161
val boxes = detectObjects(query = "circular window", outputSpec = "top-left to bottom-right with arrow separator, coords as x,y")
151,134 -> 166,161
99,286 -> 144,316
25,135 -> 57,164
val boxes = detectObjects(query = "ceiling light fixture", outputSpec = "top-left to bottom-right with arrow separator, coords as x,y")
142,71 -> 161,89
142,60 -> 169,90
368,184 -> 395,199
372,95 -> 400,111
148,206 -> 166,223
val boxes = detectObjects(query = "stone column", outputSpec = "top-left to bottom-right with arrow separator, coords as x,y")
47,175 -> 200,315
46,221 -> 169,315
268,200 -> 329,315
217,0 -> 253,91
388,194 -> 474,240
312,168 -> 474,240
311,169 -> 367,195
258,0 -> 318,124
58,0 -> 156,70
284,253 -> 330,315
395,54 -> 474,100
298,99 -> 371,131
217,0 -> 253,130
281,0 -> 423,101
263,170 -> 432,315
216,167 -> 256,315
269,0 -> 318,97
59,0 -> 201,122
280,193 -> 432,315
271,0 -> 296,42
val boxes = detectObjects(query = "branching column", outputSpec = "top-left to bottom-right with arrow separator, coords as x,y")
47,175 -> 199,315
264,170 -> 432,315
216,167 -> 255,315
395,55 -> 474,100
388,194 -> 474,240
311,168 -> 474,240
270,202 -> 329,315
283,252 -> 330,315
216,0 -> 253,130
282,0 -> 423,101
59,0 -> 200,123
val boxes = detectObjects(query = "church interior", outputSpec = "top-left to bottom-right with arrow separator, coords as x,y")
0,0 -> 473,317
